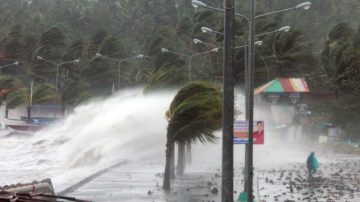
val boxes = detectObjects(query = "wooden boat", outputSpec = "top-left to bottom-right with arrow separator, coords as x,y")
0,116 -> 58,132
0,105 -> 62,132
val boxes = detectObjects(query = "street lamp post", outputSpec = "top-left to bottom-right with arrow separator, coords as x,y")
191,1 -> 311,201
222,0 -> 235,201
161,48 -> 219,81
36,56 -> 79,117
36,56 -> 80,99
95,53 -> 145,90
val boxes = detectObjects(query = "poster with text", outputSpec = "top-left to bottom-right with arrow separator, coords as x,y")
234,120 -> 264,144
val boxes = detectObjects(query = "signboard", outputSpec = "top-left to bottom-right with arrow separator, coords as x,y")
234,120 -> 264,144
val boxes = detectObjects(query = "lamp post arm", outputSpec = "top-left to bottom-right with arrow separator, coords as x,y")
256,7 -> 297,19
165,50 -> 189,58
208,30 -> 248,45
0,62 -> 18,70
235,44 -> 248,49
195,1 -> 250,23
190,50 -> 215,58
119,56 -> 142,63
58,60 -> 78,66
256,30 -> 280,37
38,57 -> 58,66
99,55 -> 119,63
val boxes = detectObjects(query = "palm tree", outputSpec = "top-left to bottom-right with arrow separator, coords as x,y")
31,27 -> 66,81
5,83 -> 56,120
163,81 -> 222,190
0,75 -> 22,117
61,80 -> 92,114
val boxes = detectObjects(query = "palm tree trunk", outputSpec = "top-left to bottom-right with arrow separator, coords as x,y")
27,106 -> 31,120
170,142 -> 175,179
5,107 -> 8,118
176,142 -> 186,176
163,137 -> 173,190
186,142 -> 192,164
61,103 -> 66,117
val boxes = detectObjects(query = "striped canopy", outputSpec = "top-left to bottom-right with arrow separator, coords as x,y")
255,77 -> 310,95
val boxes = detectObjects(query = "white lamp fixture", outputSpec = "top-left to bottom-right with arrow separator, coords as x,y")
193,39 -> 203,44
191,0 -> 207,8
278,26 -> 291,32
254,41 -> 263,46
201,27 -> 213,33
296,2 -> 311,10
161,48 -> 169,53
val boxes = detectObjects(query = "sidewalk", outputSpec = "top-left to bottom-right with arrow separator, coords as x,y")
63,161 -> 232,202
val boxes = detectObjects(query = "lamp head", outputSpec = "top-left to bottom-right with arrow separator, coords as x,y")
137,54 -> 144,58
201,27 -> 213,33
74,59 -> 80,63
279,26 -> 291,32
95,53 -> 103,57
255,41 -> 263,46
14,61 -> 19,65
161,48 -> 169,53
296,2 -> 311,10
192,0 -> 207,8
210,48 -> 219,52
193,39 -> 203,44
36,56 -> 43,60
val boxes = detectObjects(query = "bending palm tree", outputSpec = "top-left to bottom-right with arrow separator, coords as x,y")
163,81 -> 222,190
5,83 -> 56,119
0,76 -> 22,117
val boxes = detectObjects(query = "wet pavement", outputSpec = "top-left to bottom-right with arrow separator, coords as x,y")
64,155 -> 360,202
258,159 -> 360,202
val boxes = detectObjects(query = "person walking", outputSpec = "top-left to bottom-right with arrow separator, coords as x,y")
306,152 -> 319,178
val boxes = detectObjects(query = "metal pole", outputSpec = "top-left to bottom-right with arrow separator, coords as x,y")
30,80 -> 34,106
246,0 -> 256,201
118,61 -> 121,90
55,64 -> 59,117
244,44 -> 249,193
55,64 -> 59,97
188,56 -> 192,81
222,0 -> 235,201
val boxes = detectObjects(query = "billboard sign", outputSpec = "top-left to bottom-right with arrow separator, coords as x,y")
234,120 -> 264,144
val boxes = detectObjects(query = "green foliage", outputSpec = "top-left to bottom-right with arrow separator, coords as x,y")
61,80 -> 92,106
5,90 -> 25,109
98,36 -> 125,58
5,83 -> 55,109
0,76 -> 22,99
166,81 -> 222,144
321,23 -> 360,139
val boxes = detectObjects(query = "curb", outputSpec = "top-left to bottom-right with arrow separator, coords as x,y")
57,160 -> 128,195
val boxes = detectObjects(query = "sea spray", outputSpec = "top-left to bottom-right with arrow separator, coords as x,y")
0,89 -> 174,188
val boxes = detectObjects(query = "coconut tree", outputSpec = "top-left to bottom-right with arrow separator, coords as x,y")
163,81 -> 222,190
5,83 -> 56,120
0,75 -> 22,117
61,80 -> 92,114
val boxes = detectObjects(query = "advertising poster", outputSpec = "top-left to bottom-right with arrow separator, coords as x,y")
234,120 -> 264,144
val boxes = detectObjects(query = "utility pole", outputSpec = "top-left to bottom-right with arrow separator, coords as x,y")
246,0 -> 256,201
222,0 -> 235,201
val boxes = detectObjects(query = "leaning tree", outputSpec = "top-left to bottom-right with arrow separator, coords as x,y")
163,81 -> 222,190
